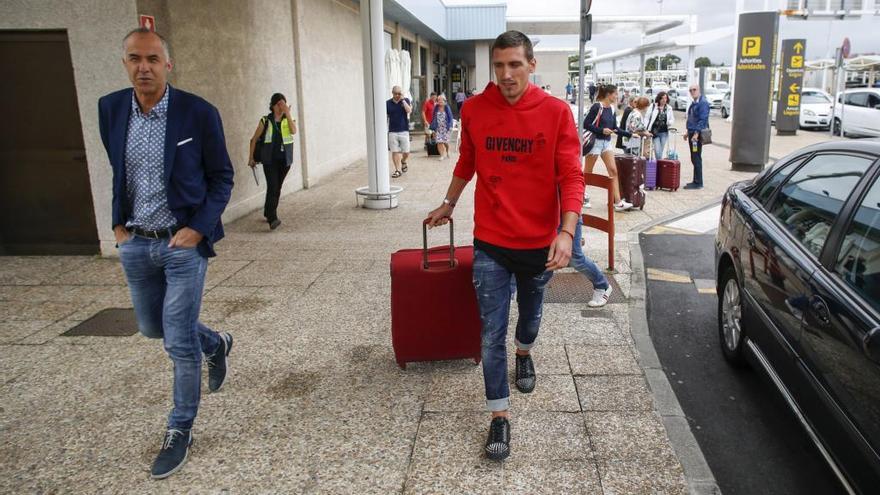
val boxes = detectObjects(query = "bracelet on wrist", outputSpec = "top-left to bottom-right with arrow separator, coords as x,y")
443,198 -> 456,208
560,229 -> 575,240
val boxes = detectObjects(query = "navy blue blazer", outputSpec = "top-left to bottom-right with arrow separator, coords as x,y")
98,85 -> 234,257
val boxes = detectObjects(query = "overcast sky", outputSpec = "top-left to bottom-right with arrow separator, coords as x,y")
445,0 -> 878,71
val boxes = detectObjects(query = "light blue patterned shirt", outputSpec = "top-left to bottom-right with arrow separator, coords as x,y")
124,86 -> 177,230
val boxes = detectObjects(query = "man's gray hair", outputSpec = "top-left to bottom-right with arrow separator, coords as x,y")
122,27 -> 171,60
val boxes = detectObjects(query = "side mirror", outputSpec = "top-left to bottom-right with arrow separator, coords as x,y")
874,105 -> 880,110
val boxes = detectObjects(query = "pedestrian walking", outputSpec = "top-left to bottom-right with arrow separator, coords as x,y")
248,93 -> 297,230
98,28 -> 235,480
386,85 -> 412,178
583,84 -> 634,212
565,81 -> 573,100
588,81 -> 597,103
564,215 -> 613,307
616,96 -> 636,150
625,97 -> 653,155
454,88 -> 467,117
422,91 -> 437,141
646,91 -> 675,158
684,84 -> 710,189
426,30 -> 584,462
430,94 -> 454,161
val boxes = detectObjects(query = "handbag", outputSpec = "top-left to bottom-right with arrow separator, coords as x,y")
581,103 -> 603,156
252,113 -> 271,163
700,127 -> 712,145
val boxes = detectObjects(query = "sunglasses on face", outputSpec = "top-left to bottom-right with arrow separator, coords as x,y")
689,89 -> 698,92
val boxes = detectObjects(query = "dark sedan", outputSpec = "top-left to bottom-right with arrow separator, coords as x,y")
715,140 -> 880,495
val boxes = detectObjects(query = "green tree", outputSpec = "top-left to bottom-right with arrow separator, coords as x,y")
695,56 -> 713,68
644,53 -> 682,71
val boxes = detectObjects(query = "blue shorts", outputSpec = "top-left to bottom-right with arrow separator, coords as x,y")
587,138 -> 613,156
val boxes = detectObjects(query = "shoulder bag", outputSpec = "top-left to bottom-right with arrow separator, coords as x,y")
581,103 -> 603,156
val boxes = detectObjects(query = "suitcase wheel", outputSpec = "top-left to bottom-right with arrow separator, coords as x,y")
473,357 -> 481,365
397,361 -> 407,370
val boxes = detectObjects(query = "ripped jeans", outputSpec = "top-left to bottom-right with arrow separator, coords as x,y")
472,248 -> 553,412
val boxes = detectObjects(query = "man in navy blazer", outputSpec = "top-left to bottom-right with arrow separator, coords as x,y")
98,28 -> 235,480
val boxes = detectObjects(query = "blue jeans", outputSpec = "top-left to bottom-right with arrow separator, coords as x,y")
652,132 -> 669,159
118,235 -> 221,431
473,248 -> 553,412
688,130 -> 703,186
569,217 -> 609,290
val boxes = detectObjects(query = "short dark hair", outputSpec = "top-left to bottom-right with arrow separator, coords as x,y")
430,92 -> 437,96
491,30 -> 534,61
270,93 -> 286,111
122,27 -> 170,59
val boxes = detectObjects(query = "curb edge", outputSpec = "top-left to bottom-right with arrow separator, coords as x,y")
626,205 -> 723,495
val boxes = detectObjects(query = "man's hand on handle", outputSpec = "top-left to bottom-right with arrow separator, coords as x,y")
426,204 -> 454,228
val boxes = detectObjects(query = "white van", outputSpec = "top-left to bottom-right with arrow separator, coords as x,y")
834,88 -> 880,137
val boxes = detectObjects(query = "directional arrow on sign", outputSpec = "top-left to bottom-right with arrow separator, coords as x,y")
789,83 -> 800,93
793,41 -> 804,54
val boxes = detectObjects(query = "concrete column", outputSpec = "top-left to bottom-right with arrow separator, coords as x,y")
727,1 -> 744,120
475,40 -> 491,90
639,53 -> 646,94
358,0 -> 398,208
612,59 -> 617,82
687,46 -> 696,86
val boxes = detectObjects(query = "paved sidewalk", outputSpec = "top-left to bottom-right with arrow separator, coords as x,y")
0,118 -> 835,493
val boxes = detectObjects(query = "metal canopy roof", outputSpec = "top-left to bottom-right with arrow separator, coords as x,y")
507,15 -> 689,37
583,26 -> 735,64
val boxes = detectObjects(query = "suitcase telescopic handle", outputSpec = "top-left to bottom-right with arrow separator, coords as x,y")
422,218 -> 455,269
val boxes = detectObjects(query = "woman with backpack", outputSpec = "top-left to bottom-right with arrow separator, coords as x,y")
583,84 -> 633,212
645,91 -> 675,159
248,93 -> 297,230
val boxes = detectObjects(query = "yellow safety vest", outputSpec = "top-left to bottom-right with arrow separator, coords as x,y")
263,117 -> 294,145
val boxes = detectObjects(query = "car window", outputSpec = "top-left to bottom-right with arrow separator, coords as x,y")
845,92 -> 869,107
754,156 -> 807,207
769,154 -> 874,258
802,92 -> 830,104
868,93 -> 880,108
834,174 -> 880,311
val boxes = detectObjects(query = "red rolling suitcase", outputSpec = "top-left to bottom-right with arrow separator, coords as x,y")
656,131 -> 681,191
656,158 -> 681,191
390,219 -> 481,369
615,153 -> 647,210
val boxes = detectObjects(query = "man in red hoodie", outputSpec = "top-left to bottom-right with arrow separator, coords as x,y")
426,30 -> 584,461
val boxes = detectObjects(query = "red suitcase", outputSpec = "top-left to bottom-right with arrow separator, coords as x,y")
615,153 -> 647,210
656,158 -> 681,191
390,219 -> 481,369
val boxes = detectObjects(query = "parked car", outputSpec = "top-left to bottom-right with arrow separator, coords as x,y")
770,88 -> 834,130
671,81 -> 689,93
669,89 -> 691,111
721,91 -> 731,118
706,80 -> 730,92
833,88 -> 880,137
703,87 -> 725,109
715,139 -> 880,495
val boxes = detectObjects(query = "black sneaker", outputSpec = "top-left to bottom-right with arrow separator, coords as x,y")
515,353 -> 536,393
150,429 -> 193,479
484,417 -> 511,461
207,332 -> 233,392
269,219 -> 281,230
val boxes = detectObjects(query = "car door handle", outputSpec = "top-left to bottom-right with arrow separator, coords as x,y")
809,295 -> 831,326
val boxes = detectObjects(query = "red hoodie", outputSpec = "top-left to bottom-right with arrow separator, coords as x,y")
454,82 -> 584,249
